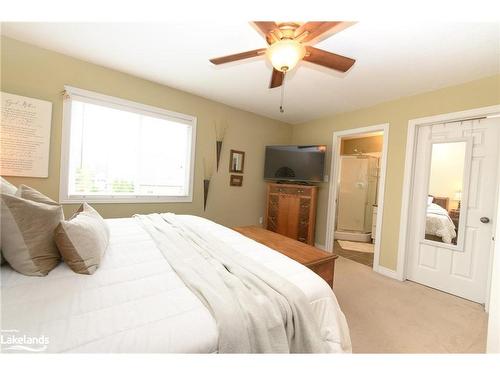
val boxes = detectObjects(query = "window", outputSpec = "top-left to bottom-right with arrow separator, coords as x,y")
60,86 -> 196,203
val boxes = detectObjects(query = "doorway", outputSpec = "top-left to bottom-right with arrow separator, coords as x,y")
404,117 -> 500,304
325,124 -> 389,271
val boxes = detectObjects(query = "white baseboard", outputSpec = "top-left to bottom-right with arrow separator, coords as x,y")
375,265 -> 404,281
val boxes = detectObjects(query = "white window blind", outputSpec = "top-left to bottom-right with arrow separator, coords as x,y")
60,86 -> 196,203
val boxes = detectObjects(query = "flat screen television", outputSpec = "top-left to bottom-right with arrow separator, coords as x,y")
264,145 -> 326,183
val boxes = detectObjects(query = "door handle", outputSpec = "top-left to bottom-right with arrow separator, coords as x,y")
480,217 -> 490,223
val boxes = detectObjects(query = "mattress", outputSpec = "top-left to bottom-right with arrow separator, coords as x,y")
1,215 -> 351,353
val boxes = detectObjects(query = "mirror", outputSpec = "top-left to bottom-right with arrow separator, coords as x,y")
424,141 -> 467,246
229,149 -> 245,173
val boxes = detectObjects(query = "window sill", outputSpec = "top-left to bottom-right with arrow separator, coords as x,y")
59,195 -> 193,204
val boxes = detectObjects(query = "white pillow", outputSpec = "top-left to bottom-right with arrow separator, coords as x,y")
427,196 -> 434,206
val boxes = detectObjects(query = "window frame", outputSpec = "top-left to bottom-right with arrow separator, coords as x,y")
59,85 -> 197,204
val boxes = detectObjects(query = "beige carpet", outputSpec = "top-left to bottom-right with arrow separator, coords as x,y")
333,256 -> 488,353
338,240 -> 375,253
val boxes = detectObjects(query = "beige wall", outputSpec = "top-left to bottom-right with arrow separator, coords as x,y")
3,36 -> 499,272
341,135 -> 383,155
292,74 -> 500,270
0,36 -> 291,227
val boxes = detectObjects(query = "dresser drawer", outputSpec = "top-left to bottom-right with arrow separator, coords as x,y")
269,185 -> 312,196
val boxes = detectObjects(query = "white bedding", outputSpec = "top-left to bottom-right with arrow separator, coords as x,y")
1,215 -> 351,353
425,203 -> 456,244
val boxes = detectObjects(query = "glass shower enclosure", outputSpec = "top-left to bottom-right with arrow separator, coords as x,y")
335,155 -> 379,241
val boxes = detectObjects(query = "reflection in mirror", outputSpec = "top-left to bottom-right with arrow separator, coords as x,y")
425,141 -> 466,246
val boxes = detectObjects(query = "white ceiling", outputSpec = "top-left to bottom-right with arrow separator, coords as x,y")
2,21 -> 499,124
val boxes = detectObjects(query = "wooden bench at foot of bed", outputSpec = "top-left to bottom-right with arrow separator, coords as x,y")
233,226 -> 338,288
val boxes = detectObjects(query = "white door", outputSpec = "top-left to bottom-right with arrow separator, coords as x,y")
407,118 -> 500,303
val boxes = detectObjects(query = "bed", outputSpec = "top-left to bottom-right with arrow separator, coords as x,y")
1,215 -> 351,353
425,201 -> 457,244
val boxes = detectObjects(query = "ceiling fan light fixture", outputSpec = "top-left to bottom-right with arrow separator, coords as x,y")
267,39 -> 306,72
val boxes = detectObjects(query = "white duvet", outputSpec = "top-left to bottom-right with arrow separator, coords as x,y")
426,203 -> 457,244
1,215 -> 351,353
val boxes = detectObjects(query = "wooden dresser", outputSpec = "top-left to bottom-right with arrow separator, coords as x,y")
233,226 -> 338,288
265,182 -> 318,245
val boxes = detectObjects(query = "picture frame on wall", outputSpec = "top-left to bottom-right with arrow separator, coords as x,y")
229,149 -> 245,173
230,174 -> 243,187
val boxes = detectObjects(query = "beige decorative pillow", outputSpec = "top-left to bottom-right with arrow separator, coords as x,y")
1,193 -> 64,276
54,203 -> 109,275
16,184 -> 59,205
1,177 -> 17,195
1,177 -> 18,265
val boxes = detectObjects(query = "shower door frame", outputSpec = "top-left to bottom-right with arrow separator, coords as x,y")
325,123 -> 390,275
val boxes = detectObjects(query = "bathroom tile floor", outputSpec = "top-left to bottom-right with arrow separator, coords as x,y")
333,240 -> 374,267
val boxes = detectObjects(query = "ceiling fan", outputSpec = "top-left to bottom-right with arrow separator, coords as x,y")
209,21 -> 356,90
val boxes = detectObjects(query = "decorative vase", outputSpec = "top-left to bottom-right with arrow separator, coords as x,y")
203,179 -> 210,211
216,141 -> 222,171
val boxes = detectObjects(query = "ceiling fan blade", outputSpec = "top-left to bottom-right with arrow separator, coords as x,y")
252,21 -> 279,43
209,48 -> 267,65
295,21 -> 355,44
269,69 -> 284,89
303,46 -> 355,72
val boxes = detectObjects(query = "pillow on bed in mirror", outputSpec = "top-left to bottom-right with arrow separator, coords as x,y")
427,196 -> 434,206
1,193 -> 63,276
54,203 -> 109,275
1,177 -> 18,265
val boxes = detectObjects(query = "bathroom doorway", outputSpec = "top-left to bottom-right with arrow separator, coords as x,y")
325,124 -> 389,271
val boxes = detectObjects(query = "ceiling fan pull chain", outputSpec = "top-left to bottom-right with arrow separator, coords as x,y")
280,71 -> 287,113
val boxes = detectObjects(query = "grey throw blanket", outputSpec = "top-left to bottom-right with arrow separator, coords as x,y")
134,213 -> 328,353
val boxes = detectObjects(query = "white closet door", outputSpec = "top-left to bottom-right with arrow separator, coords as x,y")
406,118 -> 500,303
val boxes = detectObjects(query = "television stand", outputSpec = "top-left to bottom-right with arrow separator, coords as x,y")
264,182 -> 318,245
